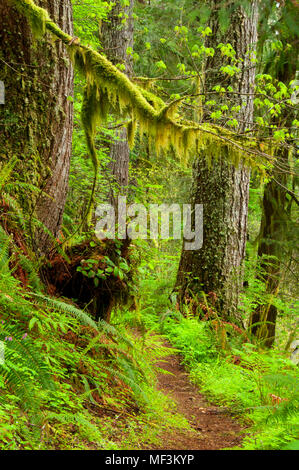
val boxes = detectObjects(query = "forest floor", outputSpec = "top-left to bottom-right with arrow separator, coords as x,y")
143,339 -> 246,450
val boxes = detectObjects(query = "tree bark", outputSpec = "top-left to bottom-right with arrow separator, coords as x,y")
0,0 -> 73,255
249,166 -> 288,347
101,0 -> 133,207
249,13 -> 298,346
176,1 -> 258,322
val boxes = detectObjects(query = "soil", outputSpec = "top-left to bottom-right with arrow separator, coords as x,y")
144,340 -> 246,450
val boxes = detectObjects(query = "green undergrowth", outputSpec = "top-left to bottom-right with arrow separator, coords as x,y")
162,317 -> 299,450
121,258 -> 299,451
0,231 -> 189,450
1,228 -> 298,450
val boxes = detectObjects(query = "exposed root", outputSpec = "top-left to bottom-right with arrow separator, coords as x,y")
43,238 -> 133,321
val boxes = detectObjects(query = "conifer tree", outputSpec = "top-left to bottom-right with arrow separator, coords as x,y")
176,1 -> 259,322
0,0 -> 73,255
101,0 -> 134,206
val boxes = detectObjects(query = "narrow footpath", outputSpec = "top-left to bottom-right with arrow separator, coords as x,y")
146,341 -> 246,450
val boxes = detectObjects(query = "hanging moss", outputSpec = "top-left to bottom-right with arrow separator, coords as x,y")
11,0 -> 273,177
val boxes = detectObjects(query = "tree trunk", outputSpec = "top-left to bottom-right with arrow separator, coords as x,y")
176,1 -> 258,322
249,15 -> 298,347
249,166 -> 288,347
101,0 -> 133,207
0,0 -> 73,255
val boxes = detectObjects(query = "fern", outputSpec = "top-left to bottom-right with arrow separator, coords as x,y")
0,323 -> 55,391
0,226 -> 10,272
101,364 -> 150,406
98,319 -> 134,348
46,411 -> 107,446
30,292 -> 99,329
0,324 -> 55,445
17,254 -> 43,291
0,157 -> 18,190
0,193 -> 26,230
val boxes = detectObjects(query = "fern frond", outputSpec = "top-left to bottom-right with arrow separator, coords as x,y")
101,365 -> 150,405
98,319 -> 134,348
0,226 -> 11,272
30,292 -> 98,329
17,254 -> 43,291
0,324 -> 55,389
0,192 -> 26,230
0,156 -> 18,190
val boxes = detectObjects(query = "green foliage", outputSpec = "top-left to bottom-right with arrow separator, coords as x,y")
30,292 -> 99,330
0,156 -> 19,190
127,235 -> 299,450
0,229 -> 54,445
13,0 -> 274,181
163,317 -> 218,364
77,254 -> 130,286
141,301 -> 299,450
0,228 -> 189,449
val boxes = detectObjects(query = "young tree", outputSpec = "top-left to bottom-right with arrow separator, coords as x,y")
176,0 -> 259,322
0,0 -> 73,255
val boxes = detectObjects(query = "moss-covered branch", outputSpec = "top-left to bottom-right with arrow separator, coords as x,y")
10,0 -> 273,173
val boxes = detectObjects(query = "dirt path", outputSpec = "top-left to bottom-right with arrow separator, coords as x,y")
146,341 -> 246,450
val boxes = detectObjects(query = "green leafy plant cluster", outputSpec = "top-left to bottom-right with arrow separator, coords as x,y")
77,251 -> 130,287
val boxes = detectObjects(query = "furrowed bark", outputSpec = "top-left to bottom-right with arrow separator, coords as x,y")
0,0 -> 73,255
176,1 -> 258,322
101,0 -> 133,207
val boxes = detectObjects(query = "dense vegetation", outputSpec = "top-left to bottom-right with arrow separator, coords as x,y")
0,0 -> 298,451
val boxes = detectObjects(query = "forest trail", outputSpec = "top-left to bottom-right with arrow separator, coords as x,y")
144,339 -> 246,450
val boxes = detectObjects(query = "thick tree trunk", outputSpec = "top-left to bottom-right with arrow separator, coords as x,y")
176,1 -> 258,322
0,0 -> 73,255
101,0 -> 133,207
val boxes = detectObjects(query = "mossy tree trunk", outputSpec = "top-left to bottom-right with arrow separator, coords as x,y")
0,0 -> 73,255
249,162 -> 289,347
249,22 -> 298,347
101,0 -> 133,207
176,1 -> 258,323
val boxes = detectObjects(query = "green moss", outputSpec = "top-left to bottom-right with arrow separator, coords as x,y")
11,0 -> 272,176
